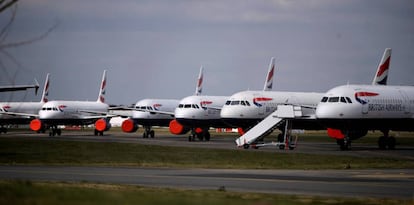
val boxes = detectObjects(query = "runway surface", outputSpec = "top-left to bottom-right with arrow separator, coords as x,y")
0,165 -> 413,199
1,130 -> 414,199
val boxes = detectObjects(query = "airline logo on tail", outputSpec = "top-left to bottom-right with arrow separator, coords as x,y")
265,65 -> 274,90
355,92 -> 379,105
195,66 -> 203,95
43,80 -> 49,103
373,48 -> 391,85
263,57 -> 275,91
98,70 -> 107,103
100,79 -> 106,103
41,73 -> 50,103
253,97 -> 272,107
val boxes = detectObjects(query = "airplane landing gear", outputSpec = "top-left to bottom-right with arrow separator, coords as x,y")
94,129 -> 104,136
0,126 -> 7,134
49,126 -> 62,136
188,128 -> 210,142
143,126 -> 154,138
337,136 -> 351,151
378,130 -> 396,150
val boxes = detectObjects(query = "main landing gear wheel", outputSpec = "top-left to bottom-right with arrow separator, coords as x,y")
378,136 -> 396,150
188,129 -> 210,142
337,139 -> 351,151
49,127 -> 62,136
143,126 -> 155,138
94,129 -> 104,136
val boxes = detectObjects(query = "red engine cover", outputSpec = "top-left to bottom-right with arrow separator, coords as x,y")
95,118 -> 110,132
327,128 -> 345,140
30,119 -> 43,131
121,118 -> 138,133
169,119 -> 189,135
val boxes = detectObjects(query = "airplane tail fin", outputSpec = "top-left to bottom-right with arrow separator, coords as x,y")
372,48 -> 391,85
40,73 -> 50,103
195,66 -> 203,96
97,70 -> 107,103
263,57 -> 275,91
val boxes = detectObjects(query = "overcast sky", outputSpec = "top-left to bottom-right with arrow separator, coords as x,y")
1,0 -> 413,105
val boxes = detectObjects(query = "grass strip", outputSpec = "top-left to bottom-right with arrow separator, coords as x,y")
0,138 -> 413,169
0,180 -> 410,205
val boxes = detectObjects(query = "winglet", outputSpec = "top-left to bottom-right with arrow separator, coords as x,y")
263,57 -> 275,91
195,66 -> 203,96
372,48 -> 391,85
97,70 -> 107,103
40,73 -> 50,103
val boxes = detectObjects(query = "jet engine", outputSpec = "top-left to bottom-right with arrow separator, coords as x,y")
169,119 -> 190,135
121,118 -> 138,133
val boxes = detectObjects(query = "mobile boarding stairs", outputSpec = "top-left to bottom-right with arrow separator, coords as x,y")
235,104 -> 314,150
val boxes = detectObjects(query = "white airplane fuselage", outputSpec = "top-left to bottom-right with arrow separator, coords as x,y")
39,100 -> 108,125
131,99 -> 178,126
175,95 -> 229,128
220,90 -> 324,129
0,102 -> 44,123
315,84 -> 414,135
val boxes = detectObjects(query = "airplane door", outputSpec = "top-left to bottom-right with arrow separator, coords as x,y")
399,90 -> 410,114
258,105 -> 265,116
362,99 -> 369,114
362,104 -> 368,114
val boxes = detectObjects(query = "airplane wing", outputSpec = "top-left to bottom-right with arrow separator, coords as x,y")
202,106 -> 222,111
0,110 -> 39,118
78,110 -> 118,118
135,108 -> 175,116
0,83 -> 40,94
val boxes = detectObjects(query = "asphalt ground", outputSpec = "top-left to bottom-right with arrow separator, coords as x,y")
1,129 -> 414,199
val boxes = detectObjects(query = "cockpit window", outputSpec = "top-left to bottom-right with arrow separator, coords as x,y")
184,104 -> 191,108
178,104 -> 184,108
226,100 -> 250,106
328,97 -> 339,102
323,96 -> 353,104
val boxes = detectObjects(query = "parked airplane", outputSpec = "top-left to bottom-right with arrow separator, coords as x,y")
316,84 -> 413,150
221,49 -> 392,148
171,58 -> 276,141
29,70 -> 113,136
0,74 -> 50,133
120,66 -> 204,138
220,57 -> 324,132
315,49 -> 412,150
